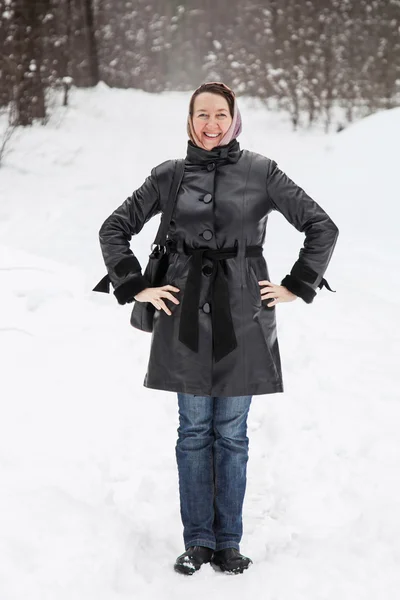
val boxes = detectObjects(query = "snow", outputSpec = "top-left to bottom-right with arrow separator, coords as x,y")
0,83 -> 399,598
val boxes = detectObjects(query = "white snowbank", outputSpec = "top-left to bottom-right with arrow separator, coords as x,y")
0,84 -> 398,599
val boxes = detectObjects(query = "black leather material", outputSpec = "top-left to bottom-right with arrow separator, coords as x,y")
211,548 -> 253,574
95,141 -> 339,396
174,546 -> 214,575
265,159 -> 339,303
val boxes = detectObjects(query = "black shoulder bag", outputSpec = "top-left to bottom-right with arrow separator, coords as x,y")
130,158 -> 185,332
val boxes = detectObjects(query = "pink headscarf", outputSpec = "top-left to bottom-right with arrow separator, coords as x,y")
187,82 -> 242,149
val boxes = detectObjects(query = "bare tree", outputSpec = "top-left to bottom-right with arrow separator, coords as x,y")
9,0 -> 50,125
1,0 -> 398,131
0,101 -> 18,167
83,0 -> 99,86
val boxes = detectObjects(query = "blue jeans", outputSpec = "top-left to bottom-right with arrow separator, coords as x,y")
175,393 -> 252,552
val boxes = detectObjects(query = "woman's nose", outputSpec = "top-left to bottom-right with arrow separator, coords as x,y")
205,118 -> 220,129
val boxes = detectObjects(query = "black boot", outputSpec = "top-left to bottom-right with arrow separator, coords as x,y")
174,545 -> 214,575
211,548 -> 253,574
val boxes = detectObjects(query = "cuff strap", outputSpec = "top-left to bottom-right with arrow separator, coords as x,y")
93,274 -> 110,293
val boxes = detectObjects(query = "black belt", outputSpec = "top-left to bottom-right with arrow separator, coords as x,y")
166,240 -> 263,363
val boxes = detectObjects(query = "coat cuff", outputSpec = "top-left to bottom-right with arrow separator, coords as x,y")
290,260 -> 319,284
113,255 -> 142,277
280,274 -> 317,304
113,274 -> 150,305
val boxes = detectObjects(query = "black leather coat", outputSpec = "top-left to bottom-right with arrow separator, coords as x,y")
95,138 -> 339,396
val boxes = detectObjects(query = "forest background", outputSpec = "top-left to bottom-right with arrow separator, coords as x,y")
1,0 -> 399,133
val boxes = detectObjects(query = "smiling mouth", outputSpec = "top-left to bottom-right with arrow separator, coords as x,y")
204,132 -> 221,139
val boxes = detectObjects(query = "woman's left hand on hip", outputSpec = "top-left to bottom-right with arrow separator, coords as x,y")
258,280 -> 298,306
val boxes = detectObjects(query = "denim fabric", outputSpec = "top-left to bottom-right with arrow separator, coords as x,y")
175,393 -> 252,552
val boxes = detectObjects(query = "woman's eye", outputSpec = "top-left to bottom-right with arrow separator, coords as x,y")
198,113 -> 227,117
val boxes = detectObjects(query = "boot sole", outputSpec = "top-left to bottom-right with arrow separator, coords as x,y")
211,560 -> 252,575
174,563 -> 198,575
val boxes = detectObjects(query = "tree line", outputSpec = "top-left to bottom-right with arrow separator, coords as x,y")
0,0 -> 399,130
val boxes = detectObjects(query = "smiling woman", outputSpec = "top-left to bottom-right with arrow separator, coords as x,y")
191,95 -> 232,148
94,79 -> 339,576
187,81 -> 242,149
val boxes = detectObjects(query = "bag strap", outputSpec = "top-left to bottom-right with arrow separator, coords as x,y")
153,158 -> 185,247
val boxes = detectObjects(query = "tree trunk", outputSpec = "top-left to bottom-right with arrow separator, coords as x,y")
83,0 -> 100,86
13,0 -> 48,126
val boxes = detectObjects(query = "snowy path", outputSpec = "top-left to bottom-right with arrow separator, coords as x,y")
0,86 -> 399,599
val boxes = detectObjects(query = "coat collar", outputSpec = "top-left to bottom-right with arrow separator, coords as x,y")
185,138 -> 242,166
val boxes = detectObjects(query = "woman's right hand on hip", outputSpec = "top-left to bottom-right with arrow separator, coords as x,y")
134,285 -> 181,316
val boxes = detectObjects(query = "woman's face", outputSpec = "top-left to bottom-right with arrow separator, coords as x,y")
192,92 -> 233,150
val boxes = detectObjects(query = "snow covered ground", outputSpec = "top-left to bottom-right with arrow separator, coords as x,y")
0,84 -> 399,599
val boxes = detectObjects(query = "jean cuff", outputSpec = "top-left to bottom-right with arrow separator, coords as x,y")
185,539 -> 216,551
214,541 -> 240,552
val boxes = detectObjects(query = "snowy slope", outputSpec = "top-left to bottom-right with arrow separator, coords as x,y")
0,84 -> 399,599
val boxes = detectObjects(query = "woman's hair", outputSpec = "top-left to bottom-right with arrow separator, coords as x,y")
188,82 -> 235,119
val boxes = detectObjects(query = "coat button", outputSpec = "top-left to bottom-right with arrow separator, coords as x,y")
202,265 -> 213,276
206,162 -> 216,171
203,193 -> 212,203
202,302 -> 211,314
201,229 -> 213,240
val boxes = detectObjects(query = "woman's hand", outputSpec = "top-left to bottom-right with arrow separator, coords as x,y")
134,285 -> 180,316
258,280 -> 297,307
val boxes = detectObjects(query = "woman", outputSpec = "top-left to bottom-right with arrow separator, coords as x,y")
93,82 -> 339,576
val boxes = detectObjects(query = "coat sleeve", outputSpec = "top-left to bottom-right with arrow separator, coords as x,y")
266,159 -> 339,303
93,166 -> 162,305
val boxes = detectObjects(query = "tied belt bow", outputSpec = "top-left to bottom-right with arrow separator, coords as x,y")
169,241 -> 263,363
